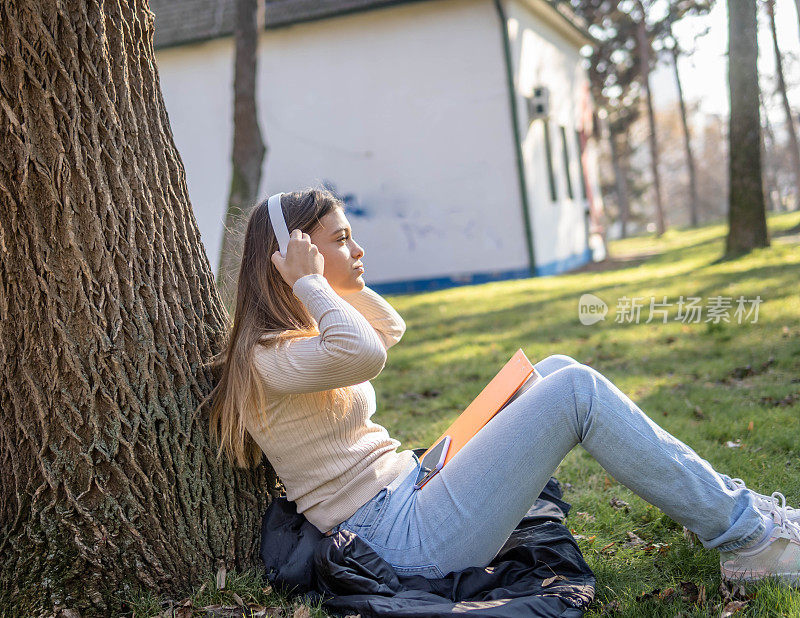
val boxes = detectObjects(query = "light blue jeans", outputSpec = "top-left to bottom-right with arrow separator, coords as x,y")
327,354 -> 769,579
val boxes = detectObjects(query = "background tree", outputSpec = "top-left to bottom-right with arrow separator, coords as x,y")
764,0 -> 800,208
760,89 -> 782,211
725,0 -> 769,255
556,0 -> 643,237
217,0 -> 267,312
695,113 -> 729,220
0,0 -> 276,614
634,0 -> 668,236
654,0 -> 716,228
795,0 -> 800,41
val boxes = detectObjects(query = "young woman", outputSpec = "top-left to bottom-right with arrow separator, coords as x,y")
204,187 -> 800,586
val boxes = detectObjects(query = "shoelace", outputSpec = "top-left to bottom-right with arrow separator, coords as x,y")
729,478 -> 799,515
765,491 -> 800,543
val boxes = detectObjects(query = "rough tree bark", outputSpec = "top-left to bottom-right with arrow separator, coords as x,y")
725,0 -> 769,255
0,1 -> 277,614
217,0 -> 267,313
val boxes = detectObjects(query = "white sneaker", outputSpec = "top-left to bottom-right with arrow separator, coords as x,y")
720,492 -> 800,587
725,478 -> 800,523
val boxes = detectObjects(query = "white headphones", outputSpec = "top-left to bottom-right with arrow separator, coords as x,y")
267,192 -> 291,257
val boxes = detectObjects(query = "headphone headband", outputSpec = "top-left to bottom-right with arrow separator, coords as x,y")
267,192 -> 290,257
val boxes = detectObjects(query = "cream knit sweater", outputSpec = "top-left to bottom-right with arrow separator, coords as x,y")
247,273 -> 415,534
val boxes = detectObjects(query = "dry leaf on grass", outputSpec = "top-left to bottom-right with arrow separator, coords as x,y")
623,531 -> 645,546
719,579 -> 750,601
203,605 -> 243,617
641,542 -> 670,554
720,600 -> 749,617
292,605 -> 312,618
677,581 -> 706,604
635,587 -> 677,602
201,604 -> 274,618
609,497 -> 629,511
599,541 -> 616,556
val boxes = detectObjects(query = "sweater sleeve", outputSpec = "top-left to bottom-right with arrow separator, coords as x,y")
253,273 -> 388,395
338,285 -> 407,350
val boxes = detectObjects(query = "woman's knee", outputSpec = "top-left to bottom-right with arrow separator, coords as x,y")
547,364 -> 599,440
534,354 -> 580,377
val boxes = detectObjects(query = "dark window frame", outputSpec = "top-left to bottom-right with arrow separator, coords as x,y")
543,120 -> 557,203
560,125 -> 574,200
574,128 -> 588,200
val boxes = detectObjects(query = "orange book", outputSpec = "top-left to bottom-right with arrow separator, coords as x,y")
415,349 -> 540,489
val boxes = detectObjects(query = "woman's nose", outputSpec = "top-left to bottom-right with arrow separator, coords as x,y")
352,241 -> 364,258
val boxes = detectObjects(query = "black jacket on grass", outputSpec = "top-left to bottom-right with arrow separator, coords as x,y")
259,471 -> 595,618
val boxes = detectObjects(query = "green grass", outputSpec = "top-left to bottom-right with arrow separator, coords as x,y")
130,211 -> 800,616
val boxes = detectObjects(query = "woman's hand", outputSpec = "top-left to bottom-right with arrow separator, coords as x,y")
271,229 -> 325,288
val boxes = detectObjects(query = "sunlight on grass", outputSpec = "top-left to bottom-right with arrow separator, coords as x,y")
377,210 -> 800,616
128,211 -> 800,616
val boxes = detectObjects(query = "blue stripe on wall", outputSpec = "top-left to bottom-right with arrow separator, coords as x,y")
369,248 -> 593,295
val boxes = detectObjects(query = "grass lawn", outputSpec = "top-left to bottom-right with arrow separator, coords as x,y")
130,211 -> 800,616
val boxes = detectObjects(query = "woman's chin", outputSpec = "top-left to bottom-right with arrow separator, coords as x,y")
337,278 -> 365,294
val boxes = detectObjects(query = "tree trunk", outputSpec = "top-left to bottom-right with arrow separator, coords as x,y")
766,0 -> 800,209
726,0 -> 769,255
759,90 -> 780,212
217,0 -> 267,313
0,1 -> 276,614
669,38 -> 699,227
609,124 -> 631,238
795,0 -> 800,45
636,5 -> 666,237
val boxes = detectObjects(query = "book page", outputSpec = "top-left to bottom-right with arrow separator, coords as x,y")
498,368 -> 542,412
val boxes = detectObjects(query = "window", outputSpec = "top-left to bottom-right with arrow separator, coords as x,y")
543,121 -> 557,203
574,129 -> 588,200
560,125 -> 574,200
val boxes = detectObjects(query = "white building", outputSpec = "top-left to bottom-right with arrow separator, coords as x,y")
152,0 -> 605,294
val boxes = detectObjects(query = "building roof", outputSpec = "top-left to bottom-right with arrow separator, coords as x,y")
149,0 -> 237,49
263,0 -> 430,29
151,0 -> 591,49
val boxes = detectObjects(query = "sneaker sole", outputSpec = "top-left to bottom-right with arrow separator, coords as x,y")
721,565 -> 800,587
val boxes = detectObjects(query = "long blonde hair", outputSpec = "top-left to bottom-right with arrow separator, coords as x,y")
198,188 -> 357,468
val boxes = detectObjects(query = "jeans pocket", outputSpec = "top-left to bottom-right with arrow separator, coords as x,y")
348,487 -> 390,531
390,563 -> 445,580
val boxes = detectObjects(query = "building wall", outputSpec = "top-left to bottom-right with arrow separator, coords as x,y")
155,0 -> 599,292
505,0 -> 595,274
156,0 -> 530,292
157,36 -> 236,274
258,0 -> 533,291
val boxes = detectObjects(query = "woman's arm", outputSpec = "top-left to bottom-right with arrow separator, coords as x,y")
253,274 -> 388,395
338,286 -> 406,350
